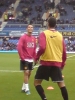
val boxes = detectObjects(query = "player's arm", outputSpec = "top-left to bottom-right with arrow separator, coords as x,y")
17,36 -> 24,60
61,38 -> 67,69
33,38 -> 37,61
35,32 -> 46,61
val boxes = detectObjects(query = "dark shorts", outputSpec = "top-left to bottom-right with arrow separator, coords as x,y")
20,60 -> 33,70
35,65 -> 63,82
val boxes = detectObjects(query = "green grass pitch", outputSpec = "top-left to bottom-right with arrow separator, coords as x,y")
0,53 -> 75,100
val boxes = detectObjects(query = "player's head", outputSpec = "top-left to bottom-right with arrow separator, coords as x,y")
27,24 -> 33,35
47,17 -> 56,28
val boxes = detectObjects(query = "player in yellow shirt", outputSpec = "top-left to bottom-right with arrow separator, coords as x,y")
34,17 -> 68,100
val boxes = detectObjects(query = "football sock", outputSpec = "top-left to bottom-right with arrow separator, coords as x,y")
35,85 -> 47,100
60,87 -> 68,100
22,83 -> 25,90
25,84 -> 29,92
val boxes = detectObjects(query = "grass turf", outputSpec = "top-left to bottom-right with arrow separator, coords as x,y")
0,53 -> 75,100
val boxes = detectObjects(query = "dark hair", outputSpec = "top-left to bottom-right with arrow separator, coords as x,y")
48,17 -> 56,28
27,24 -> 33,27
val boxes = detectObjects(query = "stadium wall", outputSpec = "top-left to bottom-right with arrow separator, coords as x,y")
0,30 -> 75,53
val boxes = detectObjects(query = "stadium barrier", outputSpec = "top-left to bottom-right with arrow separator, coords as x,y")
0,50 -> 75,53
0,29 -> 75,53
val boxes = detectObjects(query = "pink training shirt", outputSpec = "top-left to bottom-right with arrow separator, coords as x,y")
17,34 -> 36,61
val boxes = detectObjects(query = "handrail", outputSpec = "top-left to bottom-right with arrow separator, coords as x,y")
56,24 -> 75,26
6,24 -> 42,26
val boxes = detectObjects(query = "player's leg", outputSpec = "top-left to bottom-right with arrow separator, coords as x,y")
24,69 -> 31,95
28,62 -> 33,79
24,61 -> 33,95
57,69 -> 68,100
34,79 -> 47,100
50,66 -> 68,100
34,65 -> 49,100
57,81 -> 68,100
20,60 -> 31,94
20,60 -> 26,91
21,70 -> 31,92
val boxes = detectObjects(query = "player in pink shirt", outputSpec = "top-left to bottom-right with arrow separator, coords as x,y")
17,24 -> 36,95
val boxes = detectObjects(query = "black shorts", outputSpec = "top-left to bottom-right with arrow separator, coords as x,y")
35,65 -> 63,82
20,60 -> 33,70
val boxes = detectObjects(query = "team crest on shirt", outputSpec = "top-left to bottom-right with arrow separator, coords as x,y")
32,39 -> 34,41
24,66 -> 27,70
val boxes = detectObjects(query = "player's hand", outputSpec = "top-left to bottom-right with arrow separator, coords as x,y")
61,62 -> 65,70
34,60 -> 39,66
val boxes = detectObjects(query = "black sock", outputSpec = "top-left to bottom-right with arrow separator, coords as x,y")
60,87 -> 68,100
35,85 -> 47,100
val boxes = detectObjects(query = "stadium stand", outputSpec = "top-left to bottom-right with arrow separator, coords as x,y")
0,0 -> 75,52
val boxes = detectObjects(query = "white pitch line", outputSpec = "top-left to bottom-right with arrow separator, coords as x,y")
0,65 -> 38,73
67,55 -> 75,59
0,55 -> 75,73
0,70 -> 22,73
67,59 -> 75,60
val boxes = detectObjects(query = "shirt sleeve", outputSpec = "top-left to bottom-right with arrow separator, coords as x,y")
35,32 -> 46,61
17,36 -> 25,60
61,38 -> 67,69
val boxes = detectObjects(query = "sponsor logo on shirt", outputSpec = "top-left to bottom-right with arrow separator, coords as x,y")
27,42 -> 34,48
50,36 -> 57,38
